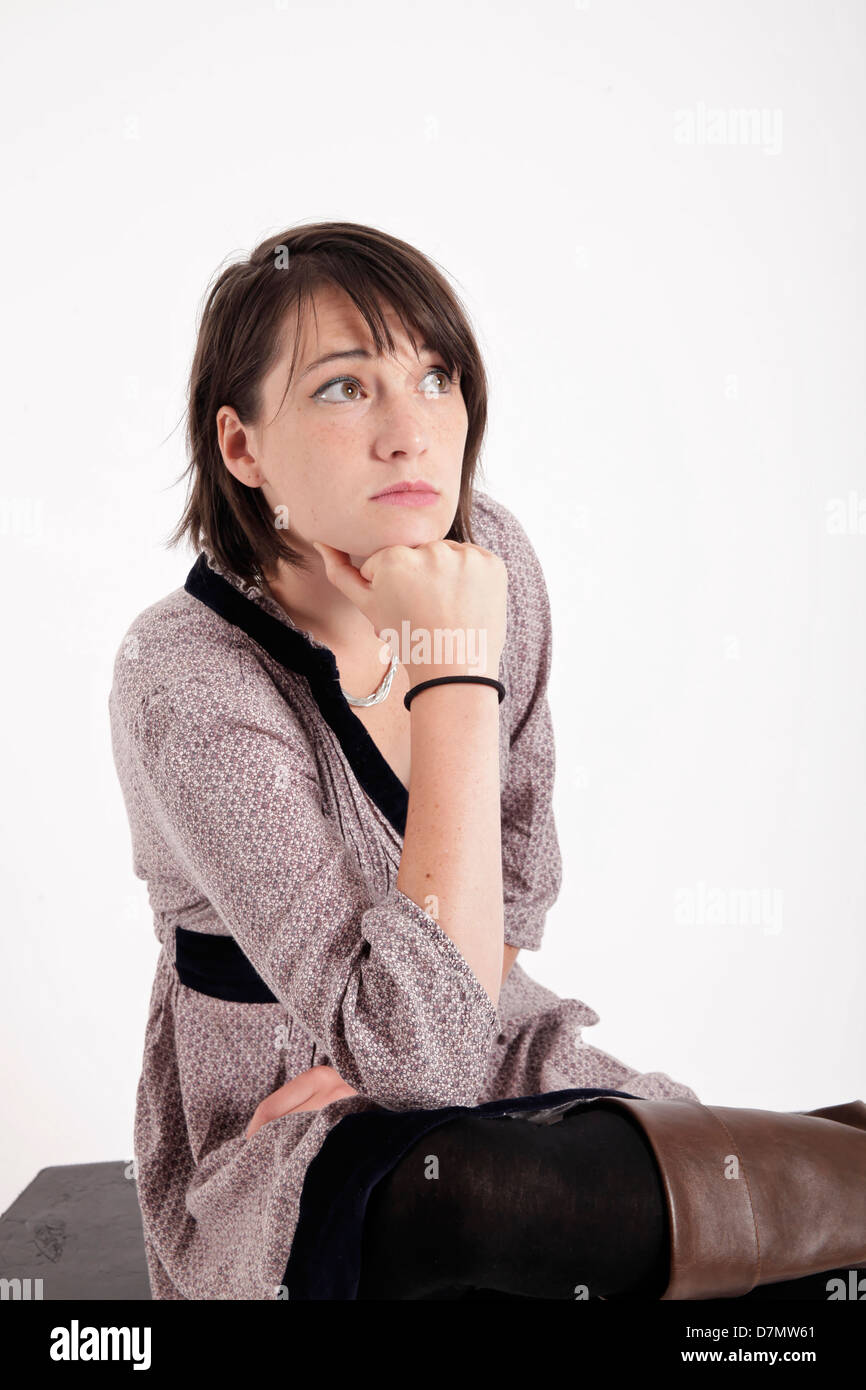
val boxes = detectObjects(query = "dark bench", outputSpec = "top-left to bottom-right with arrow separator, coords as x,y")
0,1162 -> 151,1300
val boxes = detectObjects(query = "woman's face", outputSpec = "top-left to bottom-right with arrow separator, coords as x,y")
221,283 -> 469,568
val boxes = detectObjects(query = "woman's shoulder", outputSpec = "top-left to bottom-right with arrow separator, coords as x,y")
111,577 -> 234,678
470,487 -> 555,632
108,575 -> 292,741
470,489 -> 549,582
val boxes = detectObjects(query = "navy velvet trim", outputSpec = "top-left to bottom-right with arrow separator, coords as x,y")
184,554 -> 410,837
174,926 -> 278,1004
281,1086 -> 644,1301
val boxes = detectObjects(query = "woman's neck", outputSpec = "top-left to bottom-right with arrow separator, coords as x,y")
261,553 -> 382,659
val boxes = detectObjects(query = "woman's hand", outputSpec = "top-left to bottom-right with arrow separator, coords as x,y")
312,537 -> 507,685
245,1065 -> 359,1140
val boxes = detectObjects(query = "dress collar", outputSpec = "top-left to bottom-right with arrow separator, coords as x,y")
184,550 -> 410,838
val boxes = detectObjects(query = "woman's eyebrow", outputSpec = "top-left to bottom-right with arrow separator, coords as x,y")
299,344 -> 434,379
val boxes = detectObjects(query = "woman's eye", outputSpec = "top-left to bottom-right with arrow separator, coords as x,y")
313,367 -> 453,403
420,367 -> 453,395
314,377 -> 364,403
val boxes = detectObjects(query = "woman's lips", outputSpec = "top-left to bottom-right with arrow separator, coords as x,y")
371,490 -> 439,507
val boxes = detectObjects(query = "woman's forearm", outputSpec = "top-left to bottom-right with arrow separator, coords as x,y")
397,681 -> 504,1008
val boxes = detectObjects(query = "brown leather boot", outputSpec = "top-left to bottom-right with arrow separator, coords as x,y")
800,1099 -> 866,1130
592,1096 -> 866,1300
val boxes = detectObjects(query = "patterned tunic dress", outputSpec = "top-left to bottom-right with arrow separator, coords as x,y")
108,487 -> 699,1300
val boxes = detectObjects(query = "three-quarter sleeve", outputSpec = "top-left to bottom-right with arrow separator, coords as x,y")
498,512 -> 563,952
126,656 -> 500,1110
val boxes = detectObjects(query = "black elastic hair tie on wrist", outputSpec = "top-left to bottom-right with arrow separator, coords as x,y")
404,676 -> 506,710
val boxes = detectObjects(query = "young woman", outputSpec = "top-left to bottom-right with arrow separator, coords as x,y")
109,221 -> 866,1301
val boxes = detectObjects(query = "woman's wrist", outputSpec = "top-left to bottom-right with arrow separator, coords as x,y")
405,674 -> 504,711
403,655 -> 503,689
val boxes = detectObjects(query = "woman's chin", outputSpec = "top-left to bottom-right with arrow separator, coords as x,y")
346,534 -> 433,570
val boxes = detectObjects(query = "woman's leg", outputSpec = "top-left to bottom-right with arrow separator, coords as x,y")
356,1104 -> 670,1300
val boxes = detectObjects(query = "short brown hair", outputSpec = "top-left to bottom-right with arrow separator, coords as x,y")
167,221 -> 490,586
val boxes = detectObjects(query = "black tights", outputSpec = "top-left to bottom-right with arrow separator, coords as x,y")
357,1106 -> 669,1300
355,1105 -> 855,1302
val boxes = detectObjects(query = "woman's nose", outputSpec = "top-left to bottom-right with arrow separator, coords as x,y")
371,408 -> 428,461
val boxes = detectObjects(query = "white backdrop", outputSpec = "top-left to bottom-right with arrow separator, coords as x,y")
2,0 -> 864,1214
